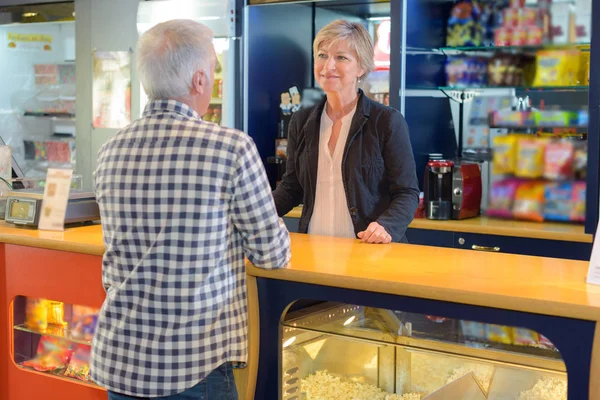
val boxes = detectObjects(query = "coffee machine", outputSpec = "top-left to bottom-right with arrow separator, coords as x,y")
424,158 -> 482,220
424,159 -> 454,220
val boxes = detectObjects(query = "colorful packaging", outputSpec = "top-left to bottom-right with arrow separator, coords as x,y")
446,0 -> 484,47
494,27 -> 512,46
503,8 -> 520,28
513,327 -> 539,346
460,321 -> 487,341
486,324 -> 512,344
516,138 -> 546,178
579,51 -> 590,85
538,334 -> 556,350
487,179 -> 520,219
533,50 -> 581,87
513,181 -> 545,222
570,182 -> 586,222
493,135 -> 518,175
70,305 -> 100,341
25,298 -> 48,332
526,26 -> 544,45
544,141 -> 574,180
64,345 -> 91,381
511,27 -> 527,46
519,8 -> 538,27
544,183 -> 572,222
22,336 -> 74,372
47,301 -> 67,326
573,140 -> 588,180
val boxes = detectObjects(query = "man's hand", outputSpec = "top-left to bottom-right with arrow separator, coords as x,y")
357,222 -> 392,244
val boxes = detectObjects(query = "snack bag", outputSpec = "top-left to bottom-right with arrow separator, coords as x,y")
22,335 -> 74,372
487,179 -> 520,219
486,324 -> 512,344
513,181 -> 545,222
70,305 -> 100,341
446,0 -> 484,47
544,183 -> 572,222
538,334 -> 556,350
570,182 -> 586,222
573,140 -> 587,180
47,301 -> 67,326
515,137 -> 546,178
533,49 -> 580,87
64,345 -> 91,381
25,298 -> 48,332
460,321 -> 487,341
544,141 -> 574,180
493,135 -> 518,175
513,327 -> 539,346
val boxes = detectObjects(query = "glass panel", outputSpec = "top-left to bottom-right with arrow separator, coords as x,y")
402,0 -> 591,228
0,2 -> 76,179
281,302 -> 567,400
12,296 -> 99,385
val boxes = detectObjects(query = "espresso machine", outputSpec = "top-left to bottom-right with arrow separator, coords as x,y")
424,156 -> 482,220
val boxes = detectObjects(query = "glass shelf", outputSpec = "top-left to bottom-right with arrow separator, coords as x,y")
16,364 -> 99,388
440,43 -> 590,54
439,86 -> 589,93
14,324 -> 91,346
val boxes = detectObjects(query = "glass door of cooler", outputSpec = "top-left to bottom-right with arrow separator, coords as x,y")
0,2 -> 76,179
136,0 -> 239,128
395,0 -> 594,233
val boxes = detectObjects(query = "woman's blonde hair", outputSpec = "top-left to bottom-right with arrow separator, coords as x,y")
313,20 -> 375,80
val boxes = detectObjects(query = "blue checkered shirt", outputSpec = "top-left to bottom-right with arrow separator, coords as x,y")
90,100 -> 291,397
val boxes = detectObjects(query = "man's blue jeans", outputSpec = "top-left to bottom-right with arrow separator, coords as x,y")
107,363 -> 238,400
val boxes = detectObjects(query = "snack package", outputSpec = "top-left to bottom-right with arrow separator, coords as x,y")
513,327 -> 539,346
513,181 -> 545,222
446,56 -> 488,87
70,305 -> 100,341
492,135 -> 518,175
573,140 -> 587,180
538,334 -> 556,350
487,179 -> 520,219
486,324 -> 512,344
446,0 -> 484,47
275,139 -> 287,159
515,138 -> 546,178
570,182 -> 586,222
22,335 -> 74,372
460,321 -> 487,341
25,298 -> 48,332
533,50 -> 580,87
64,345 -> 91,381
544,183 -> 572,222
544,141 -> 574,180
47,301 -> 67,326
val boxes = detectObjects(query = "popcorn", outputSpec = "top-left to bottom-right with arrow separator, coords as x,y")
301,370 -> 421,400
518,376 -> 567,400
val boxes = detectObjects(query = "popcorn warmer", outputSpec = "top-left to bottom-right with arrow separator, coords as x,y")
281,303 -> 567,400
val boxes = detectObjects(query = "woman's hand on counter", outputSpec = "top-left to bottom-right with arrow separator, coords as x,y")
357,222 -> 391,244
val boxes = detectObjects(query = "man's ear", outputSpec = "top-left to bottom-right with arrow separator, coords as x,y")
191,70 -> 206,95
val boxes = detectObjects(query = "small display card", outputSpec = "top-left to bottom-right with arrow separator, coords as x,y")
38,168 -> 73,231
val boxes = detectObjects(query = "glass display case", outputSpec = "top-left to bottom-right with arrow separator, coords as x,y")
12,296 -> 99,386
281,303 -> 566,399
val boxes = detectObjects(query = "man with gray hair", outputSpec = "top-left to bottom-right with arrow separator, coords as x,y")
91,19 -> 291,400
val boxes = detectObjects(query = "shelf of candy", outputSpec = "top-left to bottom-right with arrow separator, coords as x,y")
443,0 -> 590,91
446,0 -> 590,50
490,108 -> 588,129
23,138 -> 75,166
488,132 -> 586,223
14,297 -> 99,384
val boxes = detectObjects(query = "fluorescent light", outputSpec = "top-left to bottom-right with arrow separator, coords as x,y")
22,12 -> 38,18
196,16 -> 220,21
343,316 -> 356,326
282,336 -> 296,348
367,16 -> 390,22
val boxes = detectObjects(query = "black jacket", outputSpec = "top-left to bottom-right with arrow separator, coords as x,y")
273,90 -> 420,243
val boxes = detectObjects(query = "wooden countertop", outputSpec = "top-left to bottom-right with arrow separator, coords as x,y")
247,233 -> 600,321
284,206 -> 592,243
0,221 -> 104,256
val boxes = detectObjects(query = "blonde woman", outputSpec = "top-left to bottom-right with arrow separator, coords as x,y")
273,20 -> 419,244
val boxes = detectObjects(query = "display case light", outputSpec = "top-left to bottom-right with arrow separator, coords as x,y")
282,336 -> 297,348
22,12 -> 38,18
367,16 -> 390,22
343,316 -> 356,326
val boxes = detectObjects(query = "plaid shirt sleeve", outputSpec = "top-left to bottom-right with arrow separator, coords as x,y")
232,134 -> 291,269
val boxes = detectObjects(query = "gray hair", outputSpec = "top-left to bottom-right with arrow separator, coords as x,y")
313,20 -> 375,80
137,19 -> 215,100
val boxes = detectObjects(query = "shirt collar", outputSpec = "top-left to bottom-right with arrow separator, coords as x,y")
142,99 -> 201,120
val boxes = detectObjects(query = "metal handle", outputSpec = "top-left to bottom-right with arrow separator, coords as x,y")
471,244 -> 500,252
